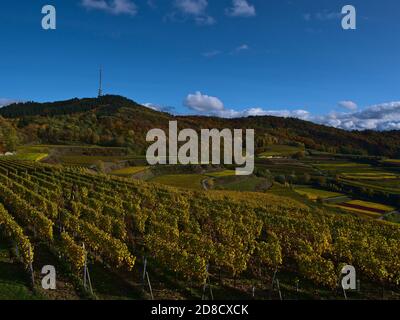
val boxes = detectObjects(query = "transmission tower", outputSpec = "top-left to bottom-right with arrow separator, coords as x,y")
98,67 -> 103,97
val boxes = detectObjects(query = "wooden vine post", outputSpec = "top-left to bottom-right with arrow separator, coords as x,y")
82,243 -> 93,295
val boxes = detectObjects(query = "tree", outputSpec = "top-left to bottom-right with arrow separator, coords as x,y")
292,151 -> 306,160
95,160 -> 106,173
0,117 -> 19,152
303,173 -> 311,184
91,133 -> 100,145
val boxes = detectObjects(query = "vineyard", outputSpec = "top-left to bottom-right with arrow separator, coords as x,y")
0,158 -> 399,299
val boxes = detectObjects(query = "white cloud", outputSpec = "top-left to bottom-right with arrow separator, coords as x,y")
147,0 -> 157,9
173,0 -> 215,25
238,102 -> 400,131
316,11 -> 341,20
183,92 -> 310,120
232,102 -> 400,131
202,50 -> 221,58
144,103 -> 175,113
304,11 -> 341,21
235,44 -> 249,52
81,0 -> 137,16
194,15 -> 215,25
203,44 -> 250,57
215,108 -> 311,119
184,91 -> 224,112
181,91 -> 400,131
338,100 -> 358,111
226,0 -> 256,17
214,102 -> 400,131
314,102 -> 400,131
0,98 -> 19,108
174,0 -> 207,15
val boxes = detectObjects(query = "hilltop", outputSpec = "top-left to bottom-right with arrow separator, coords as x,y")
1,95 -> 400,157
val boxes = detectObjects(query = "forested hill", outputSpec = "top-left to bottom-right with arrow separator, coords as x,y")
1,95 -> 400,157
0,95 -> 153,118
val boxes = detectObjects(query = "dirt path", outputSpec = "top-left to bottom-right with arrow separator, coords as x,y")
379,210 -> 400,220
339,202 -> 387,214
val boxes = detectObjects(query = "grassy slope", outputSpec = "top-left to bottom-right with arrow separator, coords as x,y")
0,241 -> 41,300
259,145 -> 304,157
205,170 -> 237,178
347,200 -> 395,212
150,174 -> 206,190
110,166 -> 148,176
294,188 -> 344,200
214,176 -> 267,192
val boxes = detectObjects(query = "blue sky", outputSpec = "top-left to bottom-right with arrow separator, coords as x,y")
1,0 -> 400,130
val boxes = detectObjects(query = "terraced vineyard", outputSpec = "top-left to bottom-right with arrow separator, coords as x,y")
294,188 -> 344,201
330,200 -> 396,219
110,166 -> 148,176
150,174 -> 206,190
0,158 -> 399,299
